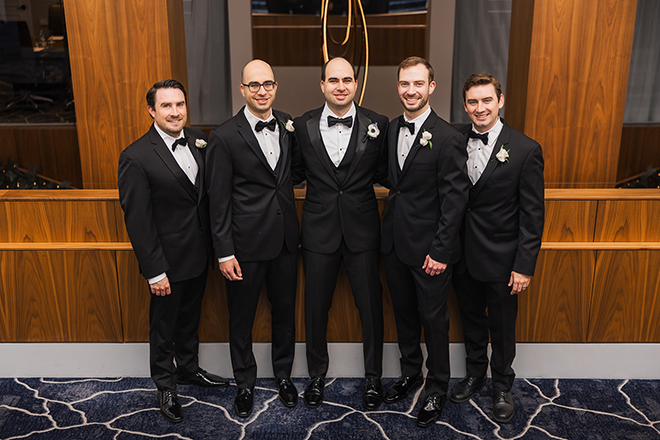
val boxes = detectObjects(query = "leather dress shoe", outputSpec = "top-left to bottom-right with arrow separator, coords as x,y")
416,395 -> 446,428
383,375 -> 423,404
277,378 -> 298,408
158,389 -> 183,423
363,377 -> 383,410
492,390 -> 514,423
449,375 -> 487,403
303,377 -> 325,409
234,387 -> 254,418
177,368 -> 229,388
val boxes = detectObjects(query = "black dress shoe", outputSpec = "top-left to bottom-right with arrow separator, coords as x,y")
383,375 -> 423,404
277,378 -> 298,408
178,368 -> 229,388
416,395 -> 446,428
449,375 -> 487,403
492,390 -> 514,423
363,377 -> 383,410
234,387 -> 254,418
303,377 -> 325,409
158,389 -> 183,423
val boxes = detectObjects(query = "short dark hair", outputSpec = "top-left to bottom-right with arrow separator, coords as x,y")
462,72 -> 503,101
321,57 -> 356,81
146,79 -> 187,109
397,56 -> 434,82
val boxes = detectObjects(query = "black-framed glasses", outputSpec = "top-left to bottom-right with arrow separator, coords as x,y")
242,81 -> 276,93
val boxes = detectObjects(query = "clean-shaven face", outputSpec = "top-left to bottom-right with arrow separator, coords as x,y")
321,58 -> 357,116
463,83 -> 504,133
397,64 -> 435,119
148,88 -> 187,137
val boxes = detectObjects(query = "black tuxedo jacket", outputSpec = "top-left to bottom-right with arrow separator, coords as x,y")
381,110 -> 469,267
118,125 -> 213,282
206,107 -> 299,262
457,120 -> 545,282
292,104 -> 389,254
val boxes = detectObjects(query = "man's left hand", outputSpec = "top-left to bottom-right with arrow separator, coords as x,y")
422,255 -> 447,276
508,271 -> 531,295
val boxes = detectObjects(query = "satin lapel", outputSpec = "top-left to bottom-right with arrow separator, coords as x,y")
471,123 -> 511,198
344,110 -> 370,182
399,111 -> 438,181
184,127 -> 204,203
237,111 -> 273,173
388,118 -> 400,187
274,110 -> 289,185
150,127 -> 197,201
306,112 -> 339,183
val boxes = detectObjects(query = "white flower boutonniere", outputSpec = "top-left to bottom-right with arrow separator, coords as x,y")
419,130 -> 433,149
366,122 -> 380,140
496,145 -> 509,163
195,139 -> 207,149
283,119 -> 295,132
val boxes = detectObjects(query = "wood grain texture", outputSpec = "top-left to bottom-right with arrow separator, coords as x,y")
588,251 -> 660,342
517,250 -> 595,342
65,0 -> 188,189
116,250 -> 150,342
508,0 -> 637,188
505,0 -> 535,133
0,251 -> 12,341
617,125 -> 660,182
543,200 -> 597,242
594,200 -> 660,242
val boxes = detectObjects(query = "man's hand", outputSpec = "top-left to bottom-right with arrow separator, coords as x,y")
150,277 -> 171,296
508,271 -> 531,295
220,258 -> 243,281
422,255 -> 447,276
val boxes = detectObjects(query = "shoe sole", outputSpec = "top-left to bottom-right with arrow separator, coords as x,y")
383,377 -> 424,404
492,409 -> 514,423
234,404 -> 253,418
176,380 -> 229,388
449,377 -> 488,404
160,409 -> 183,423
416,413 -> 440,428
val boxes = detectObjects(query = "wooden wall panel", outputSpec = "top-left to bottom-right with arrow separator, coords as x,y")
543,200 -> 597,242
594,200 -> 660,242
0,251 -> 13,341
198,267 -> 230,342
116,250 -> 149,342
517,250 -> 595,342
588,251 -> 660,342
507,0 -> 637,188
65,0 -> 188,189
617,125 -> 660,182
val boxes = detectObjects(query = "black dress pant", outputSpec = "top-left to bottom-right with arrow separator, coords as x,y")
149,266 -> 208,391
302,243 -> 384,379
384,250 -> 452,398
452,268 -> 518,392
225,246 -> 298,389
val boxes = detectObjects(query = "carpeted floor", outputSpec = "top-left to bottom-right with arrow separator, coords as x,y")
1,377 -> 659,439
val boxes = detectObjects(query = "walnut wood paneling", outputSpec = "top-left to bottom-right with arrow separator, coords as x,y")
617,125 -> 660,182
0,251 -> 12,341
594,200 -> 660,242
517,250 -> 595,342
116,250 -> 149,342
507,0 -> 637,188
252,12 -> 428,66
65,0 -> 188,189
543,200 -> 597,242
198,267 -> 231,342
588,251 -> 660,342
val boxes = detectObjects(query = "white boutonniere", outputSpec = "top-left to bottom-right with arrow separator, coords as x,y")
419,130 -> 433,149
195,139 -> 207,149
366,122 -> 380,140
496,145 -> 509,163
282,119 -> 295,132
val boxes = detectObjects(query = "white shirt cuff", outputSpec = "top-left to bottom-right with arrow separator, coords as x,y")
148,272 -> 167,284
218,255 -> 235,263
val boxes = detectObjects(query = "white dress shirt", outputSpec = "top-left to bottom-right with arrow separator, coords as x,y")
466,117 -> 503,185
397,107 -> 432,170
320,102 -> 357,167
243,106 -> 280,170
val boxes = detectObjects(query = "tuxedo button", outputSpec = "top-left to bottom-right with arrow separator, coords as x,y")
193,186 -> 198,192
466,208 -> 471,212
276,210 -> 282,215
396,191 -> 401,195
339,191 -> 343,195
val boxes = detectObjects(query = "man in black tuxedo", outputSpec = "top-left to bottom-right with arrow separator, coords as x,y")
292,57 -> 388,411
118,79 -> 228,424
449,72 -> 544,423
380,57 -> 470,428
206,60 -> 300,418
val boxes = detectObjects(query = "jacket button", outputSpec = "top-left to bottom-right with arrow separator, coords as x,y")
466,208 -> 471,213
339,191 -> 343,195
396,191 -> 401,195
276,210 -> 282,215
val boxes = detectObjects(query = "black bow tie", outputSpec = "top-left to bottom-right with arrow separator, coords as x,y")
328,115 -> 353,128
468,130 -> 489,145
255,119 -> 276,132
171,136 -> 188,151
398,116 -> 415,134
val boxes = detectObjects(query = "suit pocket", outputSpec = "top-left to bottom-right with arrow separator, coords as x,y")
303,200 -> 322,214
358,198 -> 378,213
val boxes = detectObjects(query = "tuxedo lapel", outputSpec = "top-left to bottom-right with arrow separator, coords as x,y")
344,109 -> 370,181
149,127 -> 197,201
471,122 -> 511,198
274,110 -> 290,185
185,127 -> 204,203
388,118 -> 400,187
399,111 -> 438,181
237,110 -> 273,173
306,111 -> 339,184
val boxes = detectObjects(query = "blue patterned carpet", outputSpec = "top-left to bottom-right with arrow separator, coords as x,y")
1,377 -> 660,439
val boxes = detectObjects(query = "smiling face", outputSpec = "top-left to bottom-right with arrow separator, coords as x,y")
463,83 -> 504,133
397,63 -> 435,120
241,59 -> 277,119
320,58 -> 357,116
148,88 -> 187,138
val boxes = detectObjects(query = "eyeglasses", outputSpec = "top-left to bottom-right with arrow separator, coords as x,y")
242,81 -> 276,93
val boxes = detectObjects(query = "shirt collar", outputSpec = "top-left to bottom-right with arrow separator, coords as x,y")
244,106 -> 274,128
153,123 -> 184,149
322,102 -> 356,120
471,117 -> 503,144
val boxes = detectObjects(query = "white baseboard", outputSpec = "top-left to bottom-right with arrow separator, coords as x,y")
1,343 -> 659,379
